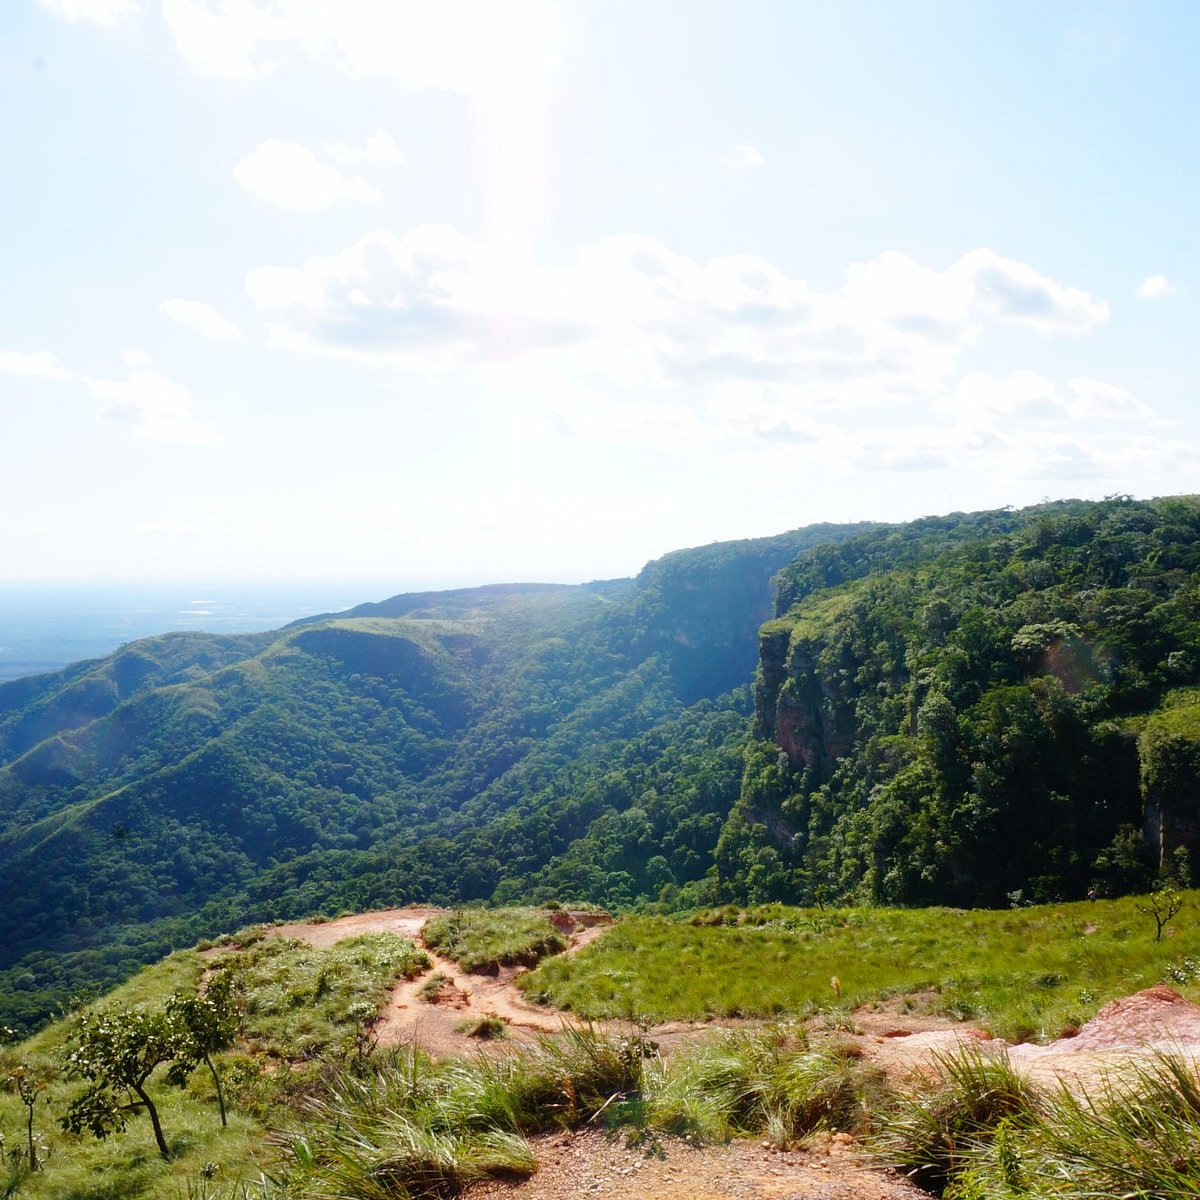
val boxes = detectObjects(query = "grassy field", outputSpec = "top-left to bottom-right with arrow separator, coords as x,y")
422,906 -> 569,973
519,894 -> 1200,1042
0,929 -> 427,1199
5,896 -> 1200,1198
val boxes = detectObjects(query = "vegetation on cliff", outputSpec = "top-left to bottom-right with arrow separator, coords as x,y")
718,495 -> 1200,908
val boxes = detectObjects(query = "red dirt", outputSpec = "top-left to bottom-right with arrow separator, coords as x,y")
267,907 -> 614,1056
1008,985 -> 1200,1084
469,1128 -> 926,1200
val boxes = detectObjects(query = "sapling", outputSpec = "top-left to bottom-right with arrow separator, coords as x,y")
167,971 -> 242,1126
1137,888 -> 1184,942
1,1025 -> 51,1173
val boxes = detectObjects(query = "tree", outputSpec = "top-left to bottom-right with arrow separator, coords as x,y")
166,973 -> 242,1126
1137,888 -> 1185,943
1,1027 -> 50,1173
61,1005 -> 179,1160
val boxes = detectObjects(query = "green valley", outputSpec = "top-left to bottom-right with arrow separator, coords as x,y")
3,496 -> 1200,1040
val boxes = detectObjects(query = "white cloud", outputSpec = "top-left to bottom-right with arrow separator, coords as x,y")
953,249 -> 1108,333
832,421 -> 971,473
0,349 -> 74,380
160,298 -> 244,342
246,224 -> 587,370
160,0 -> 277,79
1136,273 -> 1179,299
325,129 -> 403,166
827,409 -> 1190,482
953,370 -> 1068,421
161,0 -> 562,100
0,345 -> 216,445
718,143 -> 765,170
708,382 -> 833,444
245,229 -> 1109,417
1068,377 -> 1153,420
39,0 -> 138,26
549,396 -> 718,454
947,371 -> 1152,426
84,356 -> 217,445
233,140 -> 381,210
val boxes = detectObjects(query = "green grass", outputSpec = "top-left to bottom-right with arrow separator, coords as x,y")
0,930 -> 428,1200
0,950 -> 266,1200
519,895 -> 1200,1041
876,1046 -> 1041,1194
269,1022 -> 884,1198
8,898 -> 1200,1199
228,930 -> 429,1064
642,1024 -> 884,1146
422,907 -> 569,973
876,1047 -> 1200,1198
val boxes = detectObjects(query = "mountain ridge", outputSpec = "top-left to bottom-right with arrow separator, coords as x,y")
0,522 -> 858,1031
2,499 -> 1199,1034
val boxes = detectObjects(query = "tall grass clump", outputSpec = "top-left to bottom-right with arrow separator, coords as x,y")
281,1047 -> 534,1199
647,1027 -> 884,1146
230,932 -> 428,1064
272,1027 -> 647,1198
945,1054 -> 1200,1198
504,1024 -> 645,1129
523,894 -> 1200,1040
422,908 -> 568,973
876,1046 -> 1041,1195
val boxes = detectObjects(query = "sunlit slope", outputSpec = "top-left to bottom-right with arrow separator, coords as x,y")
0,525 -> 846,1031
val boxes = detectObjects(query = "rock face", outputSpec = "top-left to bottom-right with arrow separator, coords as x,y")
755,630 -> 852,778
1139,716 -> 1200,874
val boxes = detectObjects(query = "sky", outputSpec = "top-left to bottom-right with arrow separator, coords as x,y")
2,0 -> 1198,592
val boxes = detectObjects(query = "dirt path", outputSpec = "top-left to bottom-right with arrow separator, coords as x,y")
469,1128 -> 925,1200
270,907 -> 612,1055
263,911 -> 1200,1199
269,906 -> 442,946
376,946 -> 591,1054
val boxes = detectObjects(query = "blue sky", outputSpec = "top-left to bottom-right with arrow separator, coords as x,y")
2,0 -> 1197,589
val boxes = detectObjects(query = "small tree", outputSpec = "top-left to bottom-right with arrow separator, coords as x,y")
167,973 -> 242,1126
1,1028 -> 49,1173
1137,888 -> 1185,943
61,1005 -> 179,1161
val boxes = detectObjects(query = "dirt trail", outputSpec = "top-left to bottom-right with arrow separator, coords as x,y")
470,1129 -> 924,1200
270,907 -> 612,1055
262,912 -> 1200,1199
377,946 -> 588,1053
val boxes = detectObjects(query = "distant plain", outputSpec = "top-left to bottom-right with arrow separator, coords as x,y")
0,582 -> 391,681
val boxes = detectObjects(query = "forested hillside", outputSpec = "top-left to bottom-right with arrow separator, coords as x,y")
0,523 -> 861,1032
3,497 -> 1200,1036
718,495 -> 1200,908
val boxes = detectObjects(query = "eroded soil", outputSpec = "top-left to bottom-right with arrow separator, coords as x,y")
270,907 -> 612,1055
